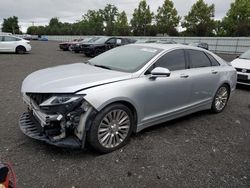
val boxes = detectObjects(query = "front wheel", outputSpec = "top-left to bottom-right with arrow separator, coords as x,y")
94,48 -> 102,56
16,46 -> 26,54
211,84 -> 230,113
87,103 -> 134,153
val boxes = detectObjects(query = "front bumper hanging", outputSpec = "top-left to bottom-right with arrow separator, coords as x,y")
19,112 -> 82,149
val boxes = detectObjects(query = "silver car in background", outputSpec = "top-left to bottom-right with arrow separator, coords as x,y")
20,44 -> 237,153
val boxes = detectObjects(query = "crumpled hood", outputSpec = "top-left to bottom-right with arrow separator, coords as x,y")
21,63 -> 132,93
231,58 -> 250,69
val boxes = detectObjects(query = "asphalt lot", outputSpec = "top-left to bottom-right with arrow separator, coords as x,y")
0,41 -> 249,188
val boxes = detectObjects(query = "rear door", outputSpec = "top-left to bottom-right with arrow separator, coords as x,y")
185,49 -> 221,105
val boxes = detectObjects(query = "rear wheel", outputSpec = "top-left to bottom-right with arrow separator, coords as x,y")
16,46 -> 26,54
87,103 -> 133,153
211,84 -> 229,113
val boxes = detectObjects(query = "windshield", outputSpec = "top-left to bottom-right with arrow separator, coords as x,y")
88,37 -> 101,43
93,37 -> 110,44
239,50 -> 250,60
79,37 -> 100,44
89,45 -> 162,73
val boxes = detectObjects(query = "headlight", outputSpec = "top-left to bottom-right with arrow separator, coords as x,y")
39,95 -> 85,114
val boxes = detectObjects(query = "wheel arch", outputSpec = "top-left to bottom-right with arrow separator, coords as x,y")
220,82 -> 231,96
96,99 -> 138,133
15,45 -> 26,53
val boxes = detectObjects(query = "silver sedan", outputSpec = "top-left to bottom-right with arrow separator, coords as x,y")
20,44 -> 237,153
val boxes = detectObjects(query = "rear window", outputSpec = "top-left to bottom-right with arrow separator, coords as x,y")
206,53 -> 220,66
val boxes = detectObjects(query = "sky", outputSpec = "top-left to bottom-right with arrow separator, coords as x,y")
0,0 -> 234,33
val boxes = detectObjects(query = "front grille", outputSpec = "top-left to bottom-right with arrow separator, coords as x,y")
26,93 -> 53,105
237,79 -> 250,84
82,44 -> 90,48
235,68 -> 250,73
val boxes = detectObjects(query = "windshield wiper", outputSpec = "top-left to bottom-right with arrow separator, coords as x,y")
94,64 -> 111,70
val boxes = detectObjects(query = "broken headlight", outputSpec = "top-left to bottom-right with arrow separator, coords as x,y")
39,95 -> 85,114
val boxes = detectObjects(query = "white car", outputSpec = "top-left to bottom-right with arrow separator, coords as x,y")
231,49 -> 250,85
0,35 -> 31,54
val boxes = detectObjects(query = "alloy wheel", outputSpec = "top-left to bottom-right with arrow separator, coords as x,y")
97,109 -> 130,148
214,86 -> 228,111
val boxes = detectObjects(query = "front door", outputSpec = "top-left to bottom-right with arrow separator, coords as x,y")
140,49 -> 192,123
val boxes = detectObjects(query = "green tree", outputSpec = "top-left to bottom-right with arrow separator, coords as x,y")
182,0 -> 215,36
27,25 -> 46,35
130,0 -> 153,36
100,4 -> 118,35
27,26 -> 37,35
82,10 -> 104,35
114,11 -> 131,36
222,0 -> 250,36
2,16 -> 22,34
46,17 -> 62,35
214,20 -> 227,36
155,0 -> 181,36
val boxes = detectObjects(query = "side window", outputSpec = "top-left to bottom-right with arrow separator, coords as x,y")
206,53 -> 220,66
188,50 -> 211,68
154,49 -> 186,71
106,38 -> 116,44
3,36 -> 16,41
0,36 -> 3,41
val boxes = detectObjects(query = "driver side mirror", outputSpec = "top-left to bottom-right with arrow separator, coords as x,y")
150,67 -> 171,79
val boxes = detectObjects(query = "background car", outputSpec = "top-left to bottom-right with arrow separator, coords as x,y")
59,38 -> 83,51
38,36 -> 48,41
0,35 -> 31,54
71,37 -> 101,53
20,44 -> 236,153
189,42 -> 209,50
81,36 -> 136,57
135,39 -> 157,43
231,49 -> 250,85
157,39 -> 177,44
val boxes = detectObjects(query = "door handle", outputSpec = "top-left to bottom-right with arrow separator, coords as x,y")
180,74 -> 189,78
211,70 -> 218,74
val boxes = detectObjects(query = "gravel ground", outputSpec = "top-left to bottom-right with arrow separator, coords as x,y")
0,41 -> 249,188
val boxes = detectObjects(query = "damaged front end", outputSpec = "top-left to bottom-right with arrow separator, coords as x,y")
19,93 -> 96,149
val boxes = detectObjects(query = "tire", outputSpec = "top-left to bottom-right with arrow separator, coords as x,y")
16,46 -> 26,54
84,53 -> 91,57
94,48 -> 102,56
211,84 -> 230,113
87,103 -> 134,153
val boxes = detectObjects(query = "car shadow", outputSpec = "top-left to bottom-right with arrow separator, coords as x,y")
37,110 -> 211,157
136,110 -> 210,136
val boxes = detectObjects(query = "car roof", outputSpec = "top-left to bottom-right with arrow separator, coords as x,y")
129,43 -> 205,51
0,34 -> 21,39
